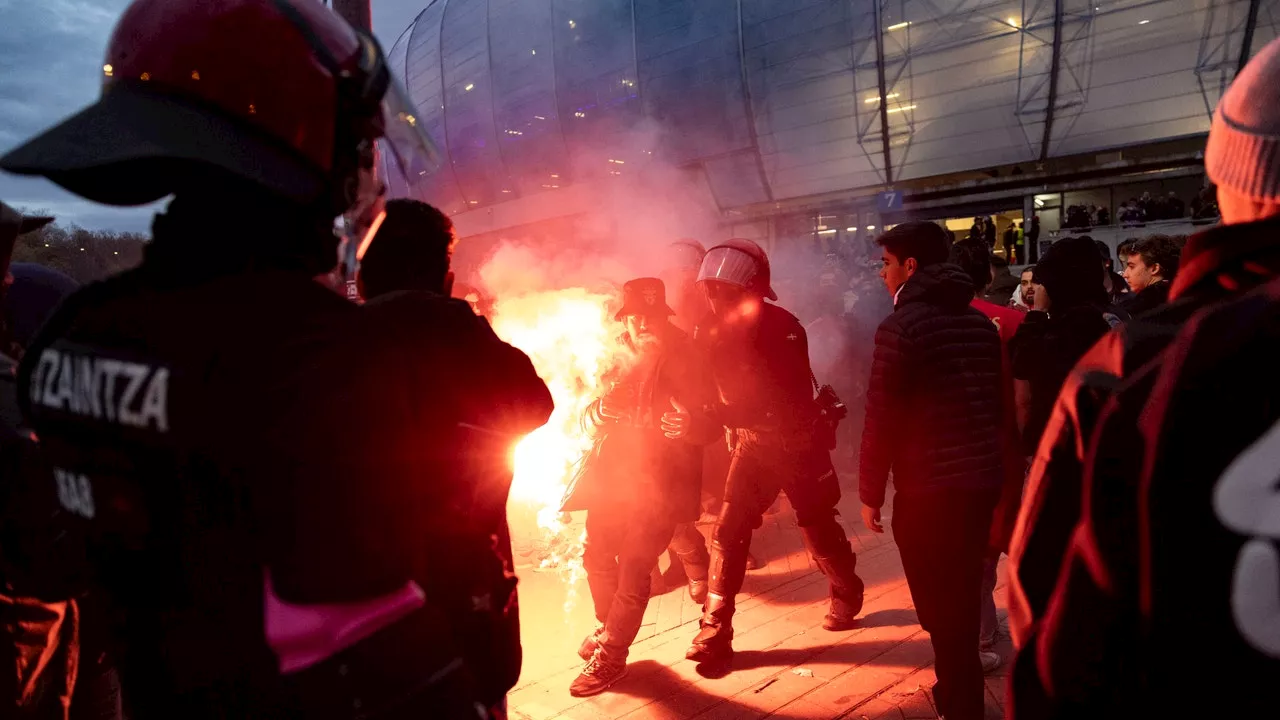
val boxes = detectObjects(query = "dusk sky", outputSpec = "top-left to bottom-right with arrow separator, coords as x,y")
0,0 -> 426,232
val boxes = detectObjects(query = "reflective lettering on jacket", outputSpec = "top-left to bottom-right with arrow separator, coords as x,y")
28,347 -> 170,432
53,467 -> 95,520
1214,417 -> 1280,658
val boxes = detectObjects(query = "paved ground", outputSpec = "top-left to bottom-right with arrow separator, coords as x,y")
507,485 -> 1011,720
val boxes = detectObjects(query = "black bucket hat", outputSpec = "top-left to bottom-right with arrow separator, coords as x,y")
614,277 -> 676,321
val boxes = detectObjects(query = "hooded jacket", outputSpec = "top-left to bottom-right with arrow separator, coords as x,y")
1011,238 -> 1112,454
361,289 -> 553,706
859,263 -> 1004,509
1008,214 -> 1280,716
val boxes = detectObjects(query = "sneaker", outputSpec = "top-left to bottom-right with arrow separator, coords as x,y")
745,552 -> 762,570
577,627 -> 603,662
569,649 -> 627,697
980,650 -> 1002,674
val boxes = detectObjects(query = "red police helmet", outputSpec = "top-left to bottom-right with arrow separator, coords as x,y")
0,0 -> 438,217
697,238 -> 777,301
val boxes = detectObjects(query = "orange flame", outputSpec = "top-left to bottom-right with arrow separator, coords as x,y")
487,285 -> 626,598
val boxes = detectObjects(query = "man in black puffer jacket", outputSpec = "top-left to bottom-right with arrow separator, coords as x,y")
859,222 -> 1003,720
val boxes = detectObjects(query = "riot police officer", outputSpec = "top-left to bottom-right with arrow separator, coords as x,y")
686,239 -> 865,668
0,1 -> 483,717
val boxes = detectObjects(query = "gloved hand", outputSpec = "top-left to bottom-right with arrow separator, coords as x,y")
661,397 -> 691,439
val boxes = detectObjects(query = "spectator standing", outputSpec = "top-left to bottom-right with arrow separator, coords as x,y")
985,254 -> 1020,306
968,217 -> 985,244
1011,265 -> 1036,311
1003,223 -> 1017,261
1009,237 -> 1112,455
860,223 -> 1003,720
1007,35 -> 1280,717
359,200 -> 555,709
1093,238 -> 1130,306
984,216 -> 997,249
1025,216 -> 1040,263
948,240 -> 1026,661
1119,234 -> 1181,317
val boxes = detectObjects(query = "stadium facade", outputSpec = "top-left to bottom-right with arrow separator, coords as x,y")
383,0 -> 1280,257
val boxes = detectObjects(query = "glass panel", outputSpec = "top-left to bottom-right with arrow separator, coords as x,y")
551,0 -> 643,171
635,0 -> 751,165
488,0 -> 567,197
882,0 -> 1039,181
441,0 -> 510,208
1049,0 -> 1253,156
704,151 -> 770,208
1250,0 -> 1280,52
742,0 -> 883,200
402,3 -> 468,214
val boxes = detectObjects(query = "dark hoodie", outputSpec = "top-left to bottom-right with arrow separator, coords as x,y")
859,263 -> 1004,509
1011,237 -> 1112,454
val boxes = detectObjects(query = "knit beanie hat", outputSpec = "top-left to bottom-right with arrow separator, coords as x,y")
1206,36 -> 1280,202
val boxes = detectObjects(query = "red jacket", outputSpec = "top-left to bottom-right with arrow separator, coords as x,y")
971,298 -> 1025,552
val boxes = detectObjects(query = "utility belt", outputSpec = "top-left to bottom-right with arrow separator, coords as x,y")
727,426 -> 813,456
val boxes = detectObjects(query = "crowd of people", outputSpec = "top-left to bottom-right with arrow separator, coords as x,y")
1063,189 -> 1212,229
1,1 -> 1278,719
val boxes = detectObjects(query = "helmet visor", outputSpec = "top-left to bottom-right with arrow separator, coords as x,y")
379,76 -> 442,185
697,246 -> 759,290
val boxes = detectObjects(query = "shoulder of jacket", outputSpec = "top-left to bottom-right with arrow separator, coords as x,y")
763,302 -> 801,326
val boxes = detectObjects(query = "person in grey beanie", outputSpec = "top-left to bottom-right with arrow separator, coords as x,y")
1007,34 -> 1280,717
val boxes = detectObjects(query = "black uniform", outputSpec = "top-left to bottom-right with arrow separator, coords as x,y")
11,213 -> 465,718
362,289 -> 553,706
692,303 -> 863,650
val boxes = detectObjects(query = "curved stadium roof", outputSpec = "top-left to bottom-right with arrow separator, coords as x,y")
385,0 -> 1280,216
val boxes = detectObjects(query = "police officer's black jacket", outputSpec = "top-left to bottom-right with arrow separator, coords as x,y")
859,263 -> 1004,510
12,210 -> 425,718
695,302 -> 817,443
361,289 -> 553,706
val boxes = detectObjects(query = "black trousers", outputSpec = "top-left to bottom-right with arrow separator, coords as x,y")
708,441 -> 860,616
583,509 -> 675,661
893,489 -> 999,720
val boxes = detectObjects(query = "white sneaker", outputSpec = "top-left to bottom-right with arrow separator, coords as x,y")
980,650 -> 1002,674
